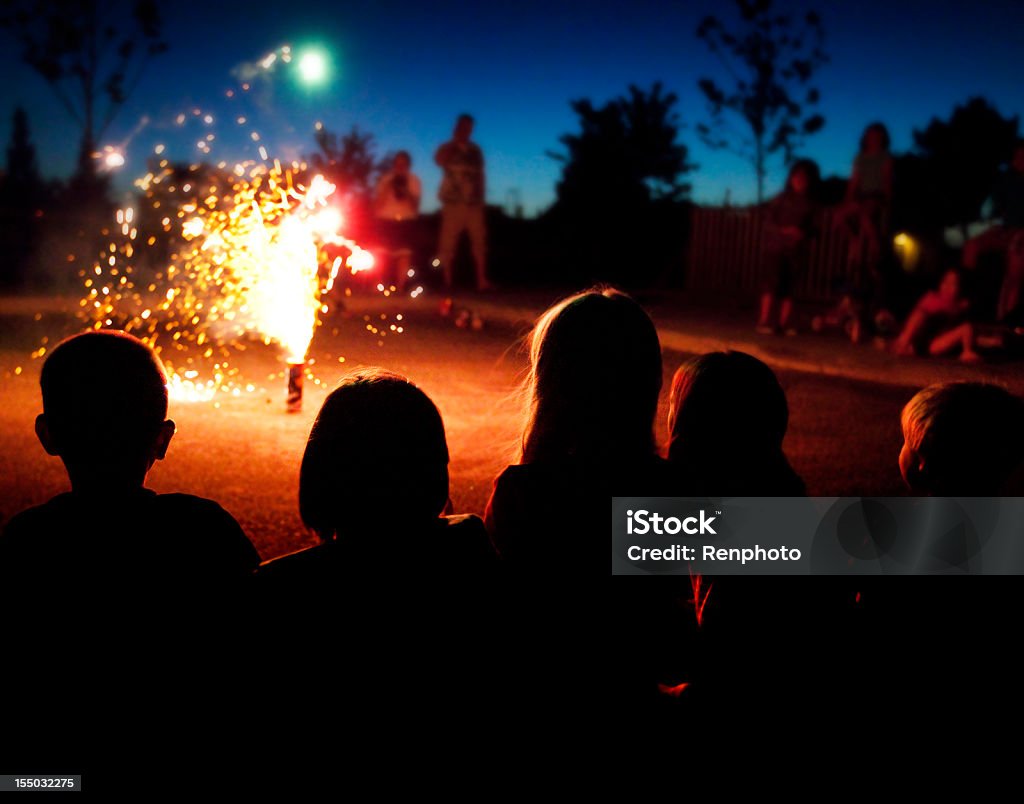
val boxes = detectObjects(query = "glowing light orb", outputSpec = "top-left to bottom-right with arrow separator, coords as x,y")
102,150 -> 125,169
310,207 -> 343,237
297,50 -> 328,84
348,248 -> 375,274
893,231 -> 921,272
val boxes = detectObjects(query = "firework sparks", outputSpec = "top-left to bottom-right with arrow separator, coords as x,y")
23,43 -> 417,406
78,160 -> 373,401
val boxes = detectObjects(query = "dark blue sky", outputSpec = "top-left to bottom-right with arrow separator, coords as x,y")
1,0 -> 1022,214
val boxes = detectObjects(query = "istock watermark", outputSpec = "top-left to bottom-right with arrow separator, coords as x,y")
612,497 -> 1024,575
625,508 -> 719,535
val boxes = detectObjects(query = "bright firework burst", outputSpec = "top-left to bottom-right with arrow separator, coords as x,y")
80,158 -> 374,401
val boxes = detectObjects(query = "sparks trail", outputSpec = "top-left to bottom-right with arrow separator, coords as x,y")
33,42 -> 428,403
77,160 -> 374,401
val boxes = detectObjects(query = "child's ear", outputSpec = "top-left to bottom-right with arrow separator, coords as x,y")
908,454 -> 930,493
153,419 -> 176,461
34,414 -> 60,456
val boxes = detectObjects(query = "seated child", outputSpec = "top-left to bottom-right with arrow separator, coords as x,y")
258,368 -> 496,578
899,382 -> 1024,495
484,288 -> 679,570
0,330 -> 260,591
893,268 -> 980,362
964,140 -> 1024,321
667,351 -> 806,495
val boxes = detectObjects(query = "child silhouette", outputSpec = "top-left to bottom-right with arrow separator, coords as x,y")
485,288 -> 679,569
899,381 -> 1024,495
258,368 -> 496,578
0,330 -> 260,590
667,351 -> 805,495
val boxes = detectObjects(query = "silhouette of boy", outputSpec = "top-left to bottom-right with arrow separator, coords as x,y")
900,381 -> 1024,495
0,330 -> 260,590
258,368 -> 496,580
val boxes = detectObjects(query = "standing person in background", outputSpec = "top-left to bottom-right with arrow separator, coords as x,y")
435,114 -> 492,291
374,151 -> 422,292
757,159 -> 820,335
832,122 -> 895,341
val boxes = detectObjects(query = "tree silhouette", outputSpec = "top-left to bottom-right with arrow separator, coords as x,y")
546,83 -> 694,286
1,107 -> 48,285
551,82 -> 695,208
695,0 -> 827,203
912,97 -> 1020,235
5,106 -> 41,200
310,125 -> 388,200
0,0 -> 167,179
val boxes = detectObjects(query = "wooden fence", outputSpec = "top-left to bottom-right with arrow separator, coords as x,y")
686,206 -> 855,302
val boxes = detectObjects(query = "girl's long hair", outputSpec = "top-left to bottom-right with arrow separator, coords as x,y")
520,287 -> 663,464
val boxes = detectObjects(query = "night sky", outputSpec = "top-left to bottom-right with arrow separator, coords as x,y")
0,0 -> 1022,214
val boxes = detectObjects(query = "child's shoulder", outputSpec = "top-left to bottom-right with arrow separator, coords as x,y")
151,492 -> 257,553
152,491 -> 236,519
1,493 -> 76,542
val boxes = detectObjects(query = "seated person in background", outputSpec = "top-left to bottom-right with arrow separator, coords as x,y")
893,268 -> 980,362
258,368 -> 495,579
899,381 -> 1024,495
963,140 -> 1024,321
373,150 -> 422,292
0,330 -> 260,593
666,351 -> 806,495
485,288 -> 679,570
757,159 -> 820,336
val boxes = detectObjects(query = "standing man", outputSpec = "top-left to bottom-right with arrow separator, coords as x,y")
374,151 -> 422,291
435,114 -> 492,291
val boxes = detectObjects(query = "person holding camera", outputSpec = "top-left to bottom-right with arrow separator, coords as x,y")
373,150 -> 422,291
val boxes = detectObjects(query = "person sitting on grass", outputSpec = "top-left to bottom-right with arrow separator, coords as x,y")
0,330 -> 260,590
666,351 -> 805,495
892,268 -> 981,362
899,382 -> 1024,496
757,159 -> 820,336
257,368 -> 496,579
485,287 -> 679,569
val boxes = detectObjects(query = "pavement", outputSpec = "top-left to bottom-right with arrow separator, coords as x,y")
451,288 -> 1024,394
7,288 -> 1024,393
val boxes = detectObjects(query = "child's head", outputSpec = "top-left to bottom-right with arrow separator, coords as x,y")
860,122 -> 891,154
299,368 -> 449,539
900,382 -> 1024,495
786,159 -> 820,196
522,287 -> 662,463
668,351 -> 789,465
36,330 -> 174,489
938,267 -> 963,302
